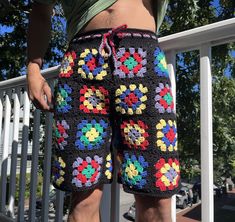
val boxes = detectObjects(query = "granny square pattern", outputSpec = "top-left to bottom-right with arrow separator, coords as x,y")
155,83 -> 174,113
79,85 -> 109,114
121,153 -> 148,189
114,47 -> 147,78
115,84 -> 148,115
78,48 -> 108,80
75,119 -> 108,150
105,153 -> 113,180
56,83 -> 72,113
59,51 -> 76,78
53,28 -> 181,197
154,47 -> 169,78
52,156 -> 66,187
53,120 -> 69,150
120,120 -> 149,150
155,158 -> 180,191
156,119 -> 177,152
72,155 -> 103,188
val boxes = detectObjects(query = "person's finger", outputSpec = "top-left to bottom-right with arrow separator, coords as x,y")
39,94 -> 50,110
33,98 -> 54,112
43,81 -> 52,104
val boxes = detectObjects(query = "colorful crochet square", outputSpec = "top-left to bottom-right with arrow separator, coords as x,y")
72,155 -> 103,187
120,120 -> 149,150
156,119 -> 177,152
52,156 -> 66,187
114,47 -> 147,78
154,47 -> 169,77
75,119 -> 108,150
79,85 -> 109,114
59,51 -> 76,78
53,120 -> 69,150
121,153 -> 148,189
105,153 -> 113,179
78,48 -> 108,80
155,158 -> 180,191
56,83 -> 72,113
115,84 -> 148,115
155,83 -> 174,113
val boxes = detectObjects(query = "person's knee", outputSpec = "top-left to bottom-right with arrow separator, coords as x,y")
69,187 -> 103,216
135,194 -> 171,208
135,195 -> 172,222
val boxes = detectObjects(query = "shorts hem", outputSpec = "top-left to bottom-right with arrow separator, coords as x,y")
122,183 -> 182,198
51,179 -> 113,193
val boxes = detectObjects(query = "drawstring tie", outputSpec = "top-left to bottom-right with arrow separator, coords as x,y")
98,24 -> 127,60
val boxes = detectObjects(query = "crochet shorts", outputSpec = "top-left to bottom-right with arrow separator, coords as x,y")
52,27 -> 181,198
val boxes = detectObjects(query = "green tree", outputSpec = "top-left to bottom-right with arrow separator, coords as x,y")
212,76 -> 235,181
160,0 -> 235,180
0,0 -> 66,80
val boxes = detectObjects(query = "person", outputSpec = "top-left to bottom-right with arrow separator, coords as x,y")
27,0 -> 181,221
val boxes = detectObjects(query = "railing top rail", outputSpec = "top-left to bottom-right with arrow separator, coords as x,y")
159,17 -> 235,52
0,66 -> 59,91
0,18 -> 234,90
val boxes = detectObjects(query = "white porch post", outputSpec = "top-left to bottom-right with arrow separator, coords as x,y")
17,90 -> 30,221
200,44 -> 214,222
0,91 -> 12,213
166,50 -> 177,222
8,88 -> 21,218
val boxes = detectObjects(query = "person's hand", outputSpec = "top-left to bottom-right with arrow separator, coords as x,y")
27,62 -> 53,112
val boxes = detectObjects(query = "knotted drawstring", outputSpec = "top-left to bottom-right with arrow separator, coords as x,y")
98,24 -> 127,60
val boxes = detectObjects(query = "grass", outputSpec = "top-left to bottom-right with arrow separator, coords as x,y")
6,172 -> 44,205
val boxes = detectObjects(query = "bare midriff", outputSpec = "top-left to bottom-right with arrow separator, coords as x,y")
82,0 -> 156,33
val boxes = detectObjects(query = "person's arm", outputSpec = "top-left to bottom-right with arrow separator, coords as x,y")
27,2 -> 54,111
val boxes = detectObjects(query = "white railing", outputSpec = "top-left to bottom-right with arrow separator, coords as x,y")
0,17 -> 235,222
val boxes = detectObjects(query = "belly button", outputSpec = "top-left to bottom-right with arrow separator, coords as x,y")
106,8 -> 114,13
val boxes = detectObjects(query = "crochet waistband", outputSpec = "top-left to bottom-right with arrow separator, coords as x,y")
70,24 -> 159,67
71,26 -> 158,43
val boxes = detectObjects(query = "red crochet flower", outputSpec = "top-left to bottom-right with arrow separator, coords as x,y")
155,158 -> 180,191
79,85 -> 109,114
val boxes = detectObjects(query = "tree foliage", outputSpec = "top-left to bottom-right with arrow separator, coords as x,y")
0,0 -> 66,80
160,0 -> 235,181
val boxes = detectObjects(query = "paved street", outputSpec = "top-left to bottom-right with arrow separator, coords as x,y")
120,189 -> 235,222
119,187 -> 135,222
176,189 -> 235,222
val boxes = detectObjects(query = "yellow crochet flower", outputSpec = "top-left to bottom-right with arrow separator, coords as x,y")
160,57 -> 167,70
161,175 -> 170,186
85,128 -> 99,142
105,154 -> 112,179
59,157 -> 66,168
125,163 -> 138,179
